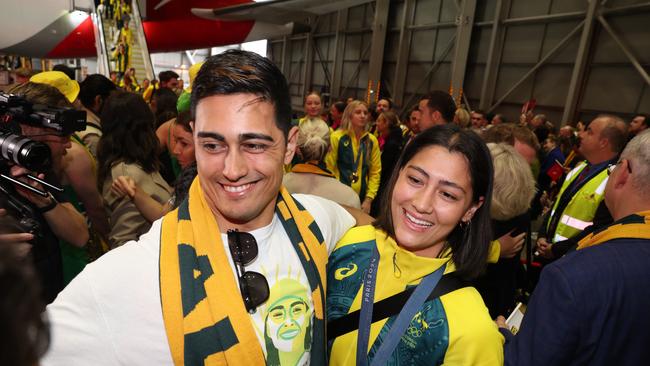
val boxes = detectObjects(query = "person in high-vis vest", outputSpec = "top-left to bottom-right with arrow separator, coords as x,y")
498,130 -> 650,366
536,115 -> 628,258
326,100 -> 381,214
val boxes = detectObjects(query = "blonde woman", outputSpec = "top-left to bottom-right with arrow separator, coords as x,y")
475,143 -> 536,318
326,100 -> 381,214
454,107 -> 471,129
283,119 -> 360,208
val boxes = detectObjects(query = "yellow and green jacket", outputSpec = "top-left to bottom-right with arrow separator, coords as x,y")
327,225 -> 504,365
546,161 -> 609,243
326,129 -> 381,201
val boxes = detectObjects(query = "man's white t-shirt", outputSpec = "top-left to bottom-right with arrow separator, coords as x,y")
43,194 -> 355,366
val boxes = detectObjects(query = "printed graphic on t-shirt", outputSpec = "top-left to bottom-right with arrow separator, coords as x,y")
250,263 -> 313,366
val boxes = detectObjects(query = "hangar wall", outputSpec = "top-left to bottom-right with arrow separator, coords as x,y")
267,0 -> 650,126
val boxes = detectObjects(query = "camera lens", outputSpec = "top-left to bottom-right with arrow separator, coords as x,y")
0,133 -> 52,172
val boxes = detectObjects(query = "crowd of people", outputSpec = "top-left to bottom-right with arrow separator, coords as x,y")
0,49 -> 649,365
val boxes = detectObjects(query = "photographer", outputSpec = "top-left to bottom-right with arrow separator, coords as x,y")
2,82 -> 89,303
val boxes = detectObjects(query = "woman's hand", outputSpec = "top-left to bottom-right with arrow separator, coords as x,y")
361,198 -> 372,214
111,176 -> 137,199
499,230 -> 526,258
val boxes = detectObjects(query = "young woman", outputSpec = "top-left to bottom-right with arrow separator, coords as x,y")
371,111 -> 404,216
327,124 -> 504,365
326,100 -> 381,214
111,110 -> 196,222
299,92 -> 323,125
98,91 -> 171,248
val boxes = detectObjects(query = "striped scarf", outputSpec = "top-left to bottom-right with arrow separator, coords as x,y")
160,177 -> 328,365
291,161 -> 335,178
578,210 -> 650,250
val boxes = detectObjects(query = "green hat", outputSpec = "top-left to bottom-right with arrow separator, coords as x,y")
177,91 -> 191,113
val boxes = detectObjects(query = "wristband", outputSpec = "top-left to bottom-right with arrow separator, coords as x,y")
38,193 -> 58,213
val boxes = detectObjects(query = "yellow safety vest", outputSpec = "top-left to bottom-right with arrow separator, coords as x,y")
547,161 -> 608,243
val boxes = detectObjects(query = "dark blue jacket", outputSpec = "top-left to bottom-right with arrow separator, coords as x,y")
503,238 -> 650,365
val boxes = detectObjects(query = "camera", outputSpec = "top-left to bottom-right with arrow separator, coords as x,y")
0,92 -> 86,171
0,91 -> 86,240
1,92 -> 86,136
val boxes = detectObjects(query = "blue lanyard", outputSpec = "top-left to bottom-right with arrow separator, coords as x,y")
356,246 -> 446,366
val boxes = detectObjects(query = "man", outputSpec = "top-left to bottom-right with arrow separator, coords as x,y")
12,67 -> 33,84
5,82 -> 89,303
491,113 -> 506,125
143,70 -> 179,102
482,123 -> 540,165
470,109 -> 488,130
529,113 -> 550,144
43,50 -> 356,365
417,90 -> 456,131
498,130 -> 650,365
629,113 -> 648,137
537,115 -> 627,258
30,71 -> 111,253
52,64 -> 76,81
375,98 -> 392,114
76,74 -> 116,158
407,105 -> 421,135
109,71 -> 119,85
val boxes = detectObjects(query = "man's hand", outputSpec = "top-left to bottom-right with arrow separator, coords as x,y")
536,237 -> 554,259
499,230 -> 526,258
9,165 -> 52,208
495,315 -> 508,329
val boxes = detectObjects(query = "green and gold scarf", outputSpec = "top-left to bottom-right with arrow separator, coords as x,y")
160,177 -> 328,365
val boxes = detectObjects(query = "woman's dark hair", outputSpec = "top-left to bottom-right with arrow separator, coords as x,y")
191,50 -> 292,139
175,110 -> 193,133
152,87 -> 178,127
374,124 -> 494,280
333,101 -> 346,114
97,91 -> 160,185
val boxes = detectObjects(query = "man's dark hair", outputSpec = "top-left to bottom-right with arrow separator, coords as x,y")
379,97 -> 394,109
78,74 -> 116,110
52,64 -> 75,80
191,50 -> 292,139
151,87 -> 178,127
158,70 -> 179,84
422,90 -> 456,123
635,113 -> 649,128
374,124 -> 494,280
